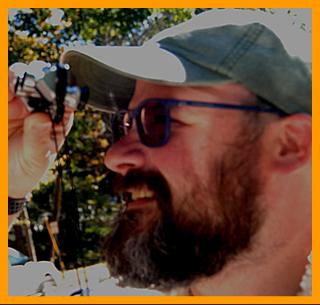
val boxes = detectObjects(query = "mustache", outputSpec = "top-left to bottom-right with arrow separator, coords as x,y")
112,169 -> 167,192
112,169 -> 173,211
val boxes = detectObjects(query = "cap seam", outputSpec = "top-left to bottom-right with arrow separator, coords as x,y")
217,23 -> 265,74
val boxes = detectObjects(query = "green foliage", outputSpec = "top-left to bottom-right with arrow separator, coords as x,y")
8,8 -> 200,268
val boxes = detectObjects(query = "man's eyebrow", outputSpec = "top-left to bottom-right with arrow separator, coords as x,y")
186,86 -> 222,94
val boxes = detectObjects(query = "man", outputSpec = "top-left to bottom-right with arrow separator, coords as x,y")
8,9 -> 311,295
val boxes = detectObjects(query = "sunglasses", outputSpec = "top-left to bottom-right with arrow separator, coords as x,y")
111,98 -> 285,148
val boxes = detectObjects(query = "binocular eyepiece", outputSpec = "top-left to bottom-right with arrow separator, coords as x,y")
14,63 -> 89,124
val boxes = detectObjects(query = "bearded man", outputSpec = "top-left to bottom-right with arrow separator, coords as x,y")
9,9 -> 311,295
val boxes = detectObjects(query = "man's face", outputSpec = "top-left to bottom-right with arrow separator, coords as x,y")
103,80 -> 265,289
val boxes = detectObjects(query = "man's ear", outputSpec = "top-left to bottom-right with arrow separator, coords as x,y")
267,114 -> 311,173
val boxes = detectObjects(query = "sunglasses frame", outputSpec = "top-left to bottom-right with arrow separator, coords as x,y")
112,97 -> 286,148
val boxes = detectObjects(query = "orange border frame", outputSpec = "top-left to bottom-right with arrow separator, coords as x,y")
1,2 -> 318,304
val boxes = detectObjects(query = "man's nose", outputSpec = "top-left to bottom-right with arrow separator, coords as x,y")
104,133 -> 146,176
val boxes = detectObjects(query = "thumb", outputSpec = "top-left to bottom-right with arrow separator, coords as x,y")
23,113 -> 55,162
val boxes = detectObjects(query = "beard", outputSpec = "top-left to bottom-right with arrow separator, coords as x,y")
103,132 -> 264,291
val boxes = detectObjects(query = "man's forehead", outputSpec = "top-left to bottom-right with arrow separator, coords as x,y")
128,80 -> 256,108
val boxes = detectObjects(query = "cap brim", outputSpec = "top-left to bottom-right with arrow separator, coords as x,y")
61,44 -> 229,112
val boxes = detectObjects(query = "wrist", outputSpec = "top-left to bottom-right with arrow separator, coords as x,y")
8,193 -> 31,215
8,187 -> 33,199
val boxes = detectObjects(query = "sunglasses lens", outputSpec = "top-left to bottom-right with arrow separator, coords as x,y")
140,100 -> 169,146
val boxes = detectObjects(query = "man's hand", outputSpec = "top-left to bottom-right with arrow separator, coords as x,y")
8,69 -> 74,198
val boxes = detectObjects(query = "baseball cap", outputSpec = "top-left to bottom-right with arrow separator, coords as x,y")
61,9 -> 311,115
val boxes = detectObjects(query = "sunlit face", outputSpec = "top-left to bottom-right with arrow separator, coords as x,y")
103,80 -> 265,289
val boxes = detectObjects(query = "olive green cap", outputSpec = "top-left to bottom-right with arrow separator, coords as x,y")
61,9 -> 311,115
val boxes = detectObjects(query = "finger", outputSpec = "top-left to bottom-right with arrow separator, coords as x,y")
50,112 -> 74,135
52,112 -> 74,132
25,114 -> 73,154
9,96 -> 30,120
63,111 -> 74,133
8,65 -> 28,102
49,121 -> 74,151
8,70 -> 15,102
23,113 -> 53,155
64,105 -> 76,113
50,127 -> 68,143
9,97 -> 30,139
49,133 -> 67,152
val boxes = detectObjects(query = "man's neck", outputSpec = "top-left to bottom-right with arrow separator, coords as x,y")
189,250 -> 309,295
186,218 -> 311,296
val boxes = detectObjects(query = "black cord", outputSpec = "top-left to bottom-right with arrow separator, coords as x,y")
50,111 -> 88,288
